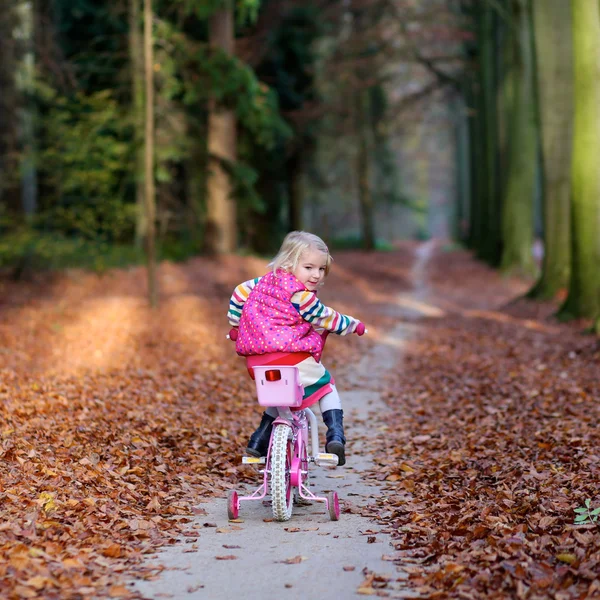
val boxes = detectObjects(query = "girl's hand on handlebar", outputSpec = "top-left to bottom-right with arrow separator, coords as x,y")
227,328 -> 238,341
355,322 -> 367,336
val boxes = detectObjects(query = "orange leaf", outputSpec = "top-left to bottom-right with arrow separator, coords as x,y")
109,585 -> 132,597
102,544 -> 123,558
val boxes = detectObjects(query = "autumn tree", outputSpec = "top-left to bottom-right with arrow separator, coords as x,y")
129,0 -> 146,247
469,0 -> 502,265
500,0 -> 537,276
0,1 -> 20,214
528,0 -> 573,300
559,0 -> 600,330
205,1 -> 237,255
144,0 -> 157,307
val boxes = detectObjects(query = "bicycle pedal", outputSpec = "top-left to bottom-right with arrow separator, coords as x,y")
242,456 -> 266,464
315,453 -> 339,466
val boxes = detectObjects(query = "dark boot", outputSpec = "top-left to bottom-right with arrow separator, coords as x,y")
246,412 -> 275,457
323,409 -> 346,466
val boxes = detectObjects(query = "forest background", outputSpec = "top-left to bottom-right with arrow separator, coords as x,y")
0,0 -> 599,327
1,2 -> 600,599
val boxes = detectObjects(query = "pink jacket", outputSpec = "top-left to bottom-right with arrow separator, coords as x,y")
236,270 -> 325,361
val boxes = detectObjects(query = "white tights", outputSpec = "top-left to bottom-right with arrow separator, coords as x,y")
265,384 -> 342,418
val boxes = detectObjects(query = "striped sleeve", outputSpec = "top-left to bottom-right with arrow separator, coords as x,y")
227,277 -> 261,326
291,291 -> 360,335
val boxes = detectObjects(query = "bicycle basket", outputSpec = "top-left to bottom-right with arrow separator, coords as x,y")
253,366 -> 304,408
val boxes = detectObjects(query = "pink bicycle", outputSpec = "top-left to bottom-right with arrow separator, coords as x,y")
227,361 -> 341,522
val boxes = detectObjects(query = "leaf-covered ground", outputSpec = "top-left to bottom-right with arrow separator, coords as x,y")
364,248 -> 600,599
0,245 -> 598,599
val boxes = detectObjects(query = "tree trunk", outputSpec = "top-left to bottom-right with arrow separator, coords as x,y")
462,0 -> 485,253
17,0 -> 38,219
559,0 -> 600,322
453,95 -> 470,243
500,0 -> 537,276
144,0 -> 157,307
129,0 -> 146,247
0,1 -> 20,214
465,62 -> 483,251
205,1 -> 237,255
528,0 -> 573,299
477,1 -> 501,265
356,91 -> 375,251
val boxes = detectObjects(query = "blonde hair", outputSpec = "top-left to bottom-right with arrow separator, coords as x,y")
271,231 -> 333,276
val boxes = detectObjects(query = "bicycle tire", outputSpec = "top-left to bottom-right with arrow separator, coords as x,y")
270,424 -> 294,521
227,490 -> 239,520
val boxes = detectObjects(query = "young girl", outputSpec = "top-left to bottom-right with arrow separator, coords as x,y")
227,231 -> 365,466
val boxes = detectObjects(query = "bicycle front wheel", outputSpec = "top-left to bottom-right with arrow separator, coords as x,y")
270,424 -> 293,521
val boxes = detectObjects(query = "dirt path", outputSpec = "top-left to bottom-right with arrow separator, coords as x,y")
129,243 -> 437,600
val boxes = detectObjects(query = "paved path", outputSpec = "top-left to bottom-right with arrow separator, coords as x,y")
131,242 -> 436,600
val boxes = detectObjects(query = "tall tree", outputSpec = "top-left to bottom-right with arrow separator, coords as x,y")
476,0 -> 501,264
144,0 -> 157,307
205,0 -> 237,254
529,0 -> 573,299
0,0 -> 20,214
500,0 -> 537,276
559,0 -> 600,329
129,0 -> 146,247
17,0 -> 38,218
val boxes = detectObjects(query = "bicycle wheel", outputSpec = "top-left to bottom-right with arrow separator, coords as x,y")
270,424 -> 293,521
227,490 -> 239,520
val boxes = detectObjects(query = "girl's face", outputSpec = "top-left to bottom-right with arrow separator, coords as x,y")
293,247 -> 328,291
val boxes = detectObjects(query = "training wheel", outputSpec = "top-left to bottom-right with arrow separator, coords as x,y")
327,491 -> 340,521
227,490 -> 239,520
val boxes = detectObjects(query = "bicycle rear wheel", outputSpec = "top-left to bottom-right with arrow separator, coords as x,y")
270,424 -> 293,521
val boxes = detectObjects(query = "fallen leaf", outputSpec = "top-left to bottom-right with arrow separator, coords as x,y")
279,555 -> 308,564
102,544 -> 123,558
108,585 -> 131,598
556,553 -> 577,565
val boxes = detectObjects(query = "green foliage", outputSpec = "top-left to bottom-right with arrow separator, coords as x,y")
52,0 -> 128,92
574,499 -> 600,525
0,227 -> 202,274
238,5 -> 322,250
39,89 -> 134,241
225,160 -> 265,213
182,0 -> 259,24
0,229 -> 143,274
180,46 -> 291,150
153,19 -> 192,185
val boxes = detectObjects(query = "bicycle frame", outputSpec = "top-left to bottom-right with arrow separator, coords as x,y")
237,409 -> 334,500
227,365 -> 340,522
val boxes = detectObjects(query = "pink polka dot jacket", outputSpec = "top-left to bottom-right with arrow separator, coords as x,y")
235,270 -> 326,361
